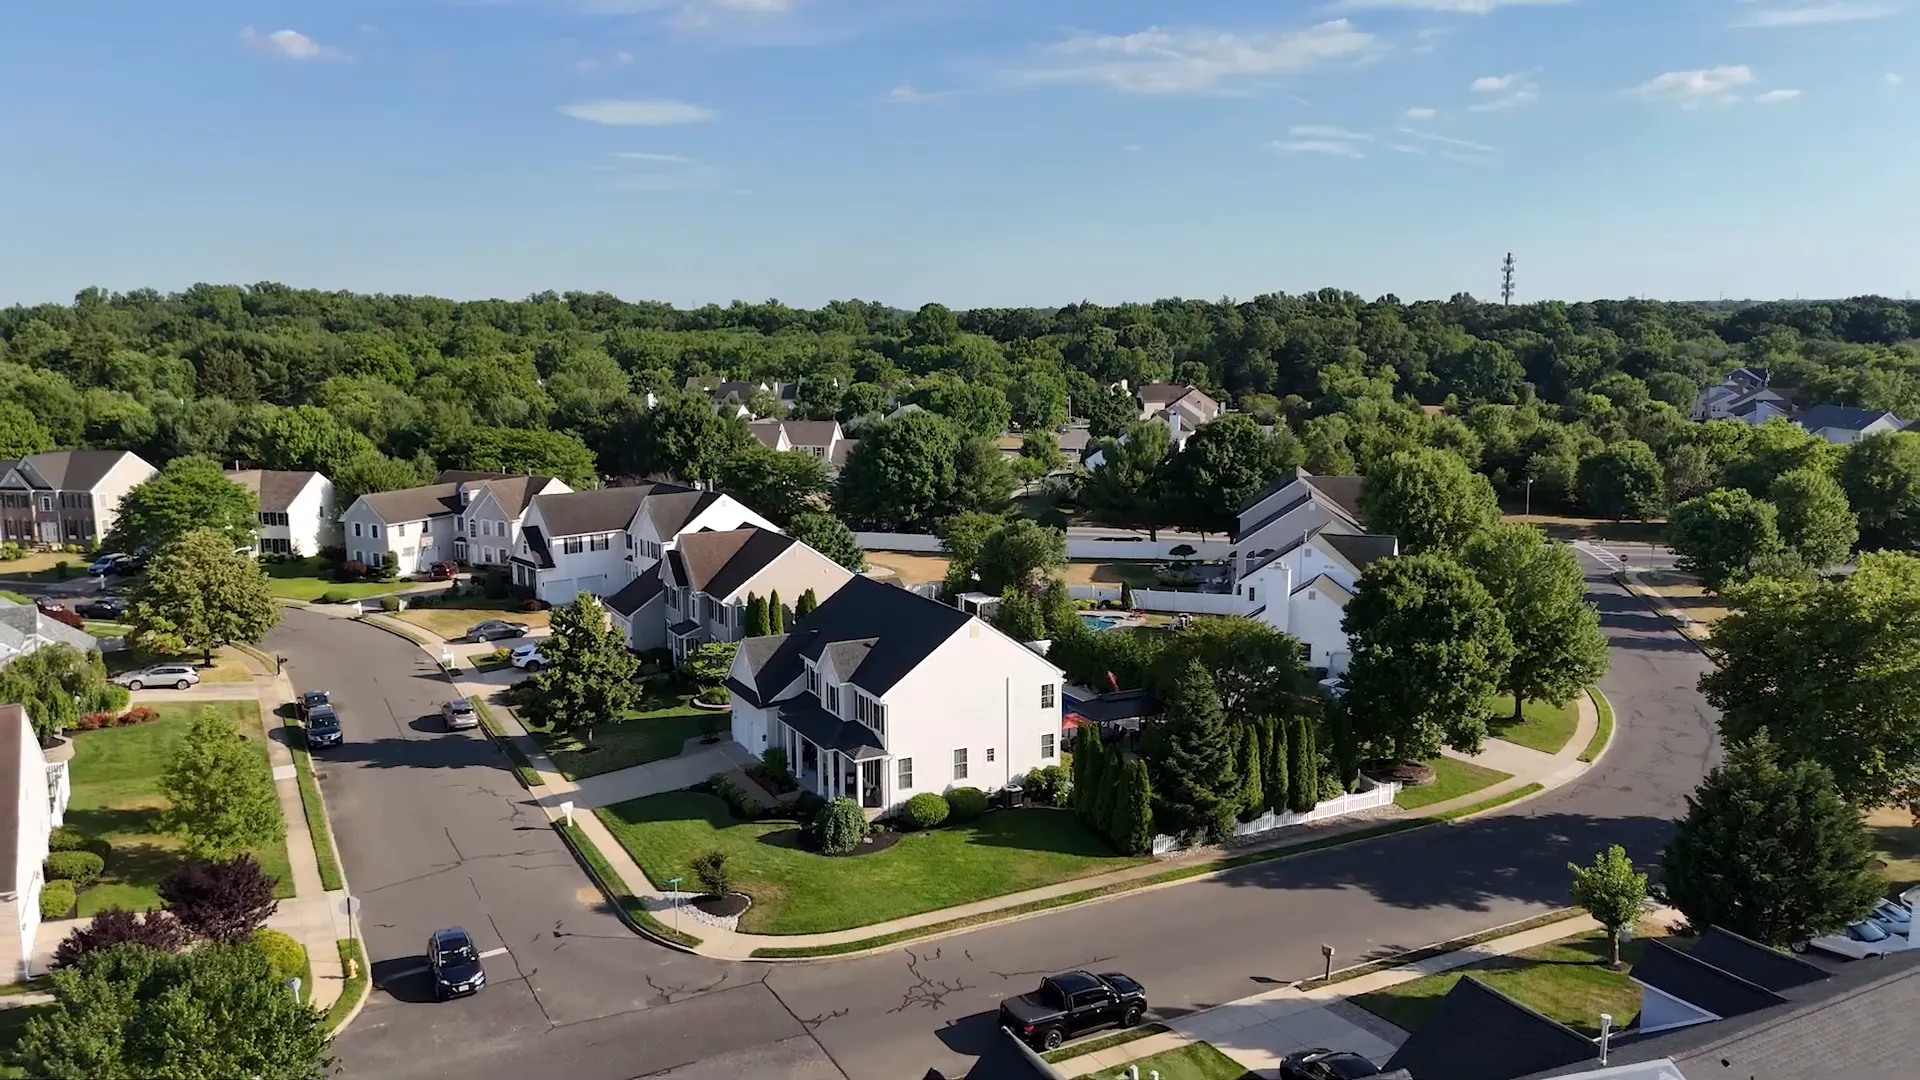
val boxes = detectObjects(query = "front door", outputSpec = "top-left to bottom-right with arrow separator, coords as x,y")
860,760 -> 882,809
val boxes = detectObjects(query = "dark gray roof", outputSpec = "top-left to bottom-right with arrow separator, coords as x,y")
0,704 -> 24,893
533,483 -> 689,538
1321,531 -> 1397,572
772,699 -> 886,760
741,575 -> 971,703
224,470 -> 320,512
605,564 -> 664,617
672,528 -> 797,601
668,619 -> 701,637
1798,403 -> 1904,433
1301,473 -> 1365,520
1066,689 -> 1163,723
520,526 -> 553,570
818,638 -> 876,679
1684,927 -> 1829,992
1386,977 -> 1599,1080
6,450 -> 145,492
641,490 -> 722,539
360,474 -> 557,524
1631,939 -> 1786,1020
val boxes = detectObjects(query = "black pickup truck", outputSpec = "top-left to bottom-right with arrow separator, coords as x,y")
998,970 -> 1147,1051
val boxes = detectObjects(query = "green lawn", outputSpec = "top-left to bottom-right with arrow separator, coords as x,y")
1579,689 -> 1614,763
1485,695 -> 1581,755
264,558 -> 400,601
103,644 -> 258,684
1394,756 -> 1512,810
1868,806 -> 1920,894
598,793 -> 1148,935
83,620 -> 134,637
1070,1042 -> 1249,1080
64,701 -> 294,915
396,602 -> 550,642
1350,928 -> 1658,1039
0,589 -> 30,604
524,687 -> 717,780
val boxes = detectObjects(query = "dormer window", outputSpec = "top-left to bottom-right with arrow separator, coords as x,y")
804,661 -> 817,695
824,682 -> 842,715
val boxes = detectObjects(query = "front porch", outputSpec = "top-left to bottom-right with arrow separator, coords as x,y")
769,701 -> 888,812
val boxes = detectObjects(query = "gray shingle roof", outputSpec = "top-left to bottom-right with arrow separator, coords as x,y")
224,470 -> 319,513
1684,927 -> 1829,992
605,564 -> 664,617
1797,403 -> 1904,433
0,600 -> 100,658
641,491 -> 722,539
359,474 -> 557,525
1320,532 -> 1397,572
738,575 -> 970,704
1630,939 -> 1786,1020
531,483 -> 688,538
5,450 -> 145,492
672,528 -> 797,601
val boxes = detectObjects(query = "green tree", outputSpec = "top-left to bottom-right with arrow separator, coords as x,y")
742,594 -> 770,637
523,593 -> 642,747
768,589 -> 784,633
1007,366 -> 1069,432
1462,524 -> 1609,721
787,511 -> 866,572
795,588 -> 819,618
1838,430 -> 1920,551
1359,448 -> 1499,554
1081,421 -> 1173,538
835,411 -> 960,530
974,519 -> 1067,595
1236,724 -> 1264,822
1018,430 -> 1066,477
1165,414 -> 1300,535
1660,733 -> 1881,947
18,941 -> 333,1080
127,530 -> 279,666
1287,715 -> 1318,813
716,444 -> 833,525
1569,845 -> 1649,967
0,644 -> 122,741
937,510 -> 1005,594
640,394 -> 755,486
106,456 -> 258,555
994,587 -> 1049,642
1078,729 -> 1110,830
1263,714 -> 1290,813
0,399 -> 53,458
330,450 -> 429,509
1723,418 -> 1836,497
1148,617 -> 1304,720
1342,553 -> 1515,762
1144,660 -> 1239,843
1666,488 -> 1783,592
159,707 -> 285,862
1116,759 -> 1155,856
1767,468 -> 1856,569
451,426 -> 599,489
950,436 -> 1017,516
1701,552 -> 1920,807
682,641 -> 739,705
1578,440 -> 1665,521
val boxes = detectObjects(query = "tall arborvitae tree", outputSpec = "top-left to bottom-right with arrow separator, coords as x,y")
1287,715 -> 1319,813
1078,729 -> 1108,828
795,588 -> 819,619
1144,660 -> 1239,843
768,589 -> 785,633
1088,738 -> 1120,839
1237,724 -> 1264,822
742,593 -> 771,637
1263,714 -> 1290,813
1118,759 -> 1155,856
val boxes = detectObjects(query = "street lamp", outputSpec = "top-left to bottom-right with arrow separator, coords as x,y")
1524,476 -> 1535,518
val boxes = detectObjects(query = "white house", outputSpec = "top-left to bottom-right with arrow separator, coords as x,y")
0,599 -> 99,670
1084,385 -> 1222,469
0,450 -> 157,548
1693,367 -> 1797,425
340,471 -> 570,576
747,419 -> 859,471
660,526 -> 854,661
0,703 -> 70,981
687,377 -> 796,419
226,470 -> 337,557
725,575 -> 1064,816
1794,404 -> 1909,445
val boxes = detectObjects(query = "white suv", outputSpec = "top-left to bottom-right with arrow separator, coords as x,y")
509,644 -> 548,671
112,664 -> 200,691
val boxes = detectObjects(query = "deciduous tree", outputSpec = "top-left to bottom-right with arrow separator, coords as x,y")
159,709 -> 285,862
1165,414 -> 1301,535
1768,468 -> 1856,569
106,456 -> 258,554
1569,845 -> 1648,967
717,444 -> 832,525
1463,524 -> 1608,721
1081,421 -> 1172,538
523,593 -> 642,747
835,411 -> 960,530
787,511 -> 865,572
52,909 -> 188,969
127,529 -> 279,665
157,856 -> 279,942
1359,448 -> 1499,554
1838,430 -> 1920,551
1665,488 -> 1783,592
1578,440 -> 1664,521
0,644 -> 121,741
974,519 -> 1067,595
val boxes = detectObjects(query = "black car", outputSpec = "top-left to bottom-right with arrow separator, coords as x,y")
296,690 -> 331,720
1280,1048 -> 1392,1080
999,970 -> 1146,1051
427,927 -> 486,1000
109,553 -> 143,576
76,596 -> 126,620
304,705 -> 343,748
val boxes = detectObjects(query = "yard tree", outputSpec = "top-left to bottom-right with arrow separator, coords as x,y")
974,519 -> 1067,595
106,455 -> 258,554
1568,845 -> 1648,967
1723,418 -> 1836,497
0,643 -> 121,741
768,589 -> 784,633
950,436 -> 1017,516
1117,759 -> 1155,856
329,449 -> 429,509
639,394 -> 755,486
1838,430 -> 1920,551
994,587 -> 1049,642
1358,448 -> 1499,554
1149,617 -> 1304,721
1701,552 -> 1920,807
1665,488 -> 1783,592
1236,724 -> 1264,822
682,641 -> 739,709
936,510 -> 1004,593
1143,660 -> 1239,843
0,399 -> 52,458
1660,733 -> 1881,947
446,426 -> 600,490
1768,468 -> 1856,569
1081,421 -> 1173,538
1077,729 -> 1110,830
1018,430 -> 1066,476
787,511 -> 866,572
1166,413 -> 1300,535
127,529 -> 280,665
1286,715 -> 1318,813
834,410 -> 960,530
1342,553 -> 1515,762
1462,524 -> 1609,721
159,708 -> 285,862
716,444 -> 832,525
523,593 -> 642,748
1578,440 -> 1665,521
1008,365 -> 1069,432
157,855 -> 279,942
742,594 -> 770,637
1263,714 -> 1290,813
18,941 -> 333,1080
795,588 -> 819,619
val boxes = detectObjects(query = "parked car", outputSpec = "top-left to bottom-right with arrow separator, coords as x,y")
76,596 -> 126,620
304,705 -> 343,748
296,689 -> 331,720
111,664 -> 200,691
1280,1049 -> 1391,1080
441,698 -> 479,731
1867,898 -> 1912,937
999,970 -> 1146,1051
423,561 -> 457,581
1799,920 -> 1912,959
108,553 -> 143,576
426,926 -> 486,1000
88,553 -> 126,576
509,644 -> 548,671
466,620 -> 530,642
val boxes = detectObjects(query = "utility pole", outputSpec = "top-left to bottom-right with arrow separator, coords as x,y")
1500,252 -> 1516,306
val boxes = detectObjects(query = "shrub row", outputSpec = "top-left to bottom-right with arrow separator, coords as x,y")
39,880 -> 75,921
48,827 -> 111,859
70,705 -> 159,732
45,850 -> 105,885
709,773 -> 760,820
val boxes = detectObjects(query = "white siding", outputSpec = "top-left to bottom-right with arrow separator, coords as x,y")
89,452 -> 159,545
1287,588 -> 1351,670
3,721 -> 58,981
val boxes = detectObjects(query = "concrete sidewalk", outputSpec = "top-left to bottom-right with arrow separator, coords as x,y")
128,682 -> 263,702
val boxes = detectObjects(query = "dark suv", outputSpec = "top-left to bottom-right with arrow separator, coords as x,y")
304,705 -> 343,748
427,927 -> 486,1000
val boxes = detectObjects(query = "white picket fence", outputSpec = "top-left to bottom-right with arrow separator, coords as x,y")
1131,589 -> 1247,616
854,531 -> 1236,562
1150,775 -> 1400,855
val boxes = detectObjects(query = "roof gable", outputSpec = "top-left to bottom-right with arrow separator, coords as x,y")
1630,940 -> 1787,1021
1685,928 -> 1829,993
747,575 -> 971,700
23,450 -> 141,491
1798,403 -> 1902,433
674,527 -> 798,600
225,469 -> 321,512
531,483 -> 685,538
1385,977 -> 1598,1080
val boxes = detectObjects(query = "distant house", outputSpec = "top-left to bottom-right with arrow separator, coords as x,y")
1794,403 -> 1908,445
340,471 -> 571,576
725,575 -> 1064,815
1137,382 -> 1222,450
0,450 -> 157,548
748,419 -> 858,470
659,526 -> 853,661
686,377 -> 796,420
0,703 -> 71,982
0,599 -> 98,670
225,470 -> 337,557
1693,368 -> 1797,425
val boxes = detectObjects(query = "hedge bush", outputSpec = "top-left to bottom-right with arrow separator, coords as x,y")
379,596 -> 402,612
900,792 -> 951,830
48,827 -> 90,853
709,773 -> 759,819
252,928 -> 307,984
39,880 -> 75,921
812,797 -> 867,855
946,786 -> 989,823
689,849 -> 733,896
45,850 -> 105,885
316,590 -> 350,604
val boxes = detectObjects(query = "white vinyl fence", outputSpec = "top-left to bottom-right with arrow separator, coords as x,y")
1151,775 -> 1400,855
855,531 -> 1235,562
1132,589 -> 1247,616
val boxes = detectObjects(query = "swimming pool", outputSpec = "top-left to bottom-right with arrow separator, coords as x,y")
1080,613 -> 1125,631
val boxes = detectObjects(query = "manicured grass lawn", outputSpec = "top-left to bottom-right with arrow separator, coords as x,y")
1868,805 -> 1920,894
1579,689 -> 1614,763
263,558 -> 401,601
104,644 -> 258,684
0,589 -> 29,604
1485,695 -> 1580,755
396,602 -> 551,642
528,690 -> 715,780
1501,512 -> 1666,546
83,620 -> 134,637
1069,1041 -> 1249,1080
1350,927 -> 1660,1039
1394,756 -> 1512,810
1061,560 -> 1160,589
598,792 -> 1148,935
863,550 -> 951,586
64,700 -> 294,915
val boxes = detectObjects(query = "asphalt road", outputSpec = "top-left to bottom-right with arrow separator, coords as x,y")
275,556 -> 1719,1080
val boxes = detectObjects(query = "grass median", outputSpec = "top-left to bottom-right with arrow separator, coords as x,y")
1041,1023 -> 1169,1064
327,939 -> 369,1032
280,709 -> 345,892
556,820 -> 701,948
1579,688 -> 1615,763
468,697 -> 544,790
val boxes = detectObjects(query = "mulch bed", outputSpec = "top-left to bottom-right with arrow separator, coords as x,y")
693,892 -> 751,918
756,827 -> 905,858
1361,759 -> 1436,786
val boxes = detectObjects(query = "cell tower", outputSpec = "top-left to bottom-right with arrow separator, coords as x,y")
1500,252 -> 1516,305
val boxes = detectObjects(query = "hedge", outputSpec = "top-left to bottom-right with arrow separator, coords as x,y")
252,928 -> 307,984
39,880 -> 75,921
900,792 -> 950,830
946,786 -> 988,822
44,850 -> 104,885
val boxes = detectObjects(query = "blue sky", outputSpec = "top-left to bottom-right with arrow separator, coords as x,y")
2,1 -> 1914,308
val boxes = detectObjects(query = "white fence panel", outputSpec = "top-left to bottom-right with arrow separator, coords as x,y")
1132,589 -> 1246,616
1151,776 -> 1400,856
855,531 -> 944,553
1064,538 -> 1235,560
1067,584 -> 1125,603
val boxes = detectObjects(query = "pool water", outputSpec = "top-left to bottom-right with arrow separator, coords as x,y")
1080,613 -> 1125,631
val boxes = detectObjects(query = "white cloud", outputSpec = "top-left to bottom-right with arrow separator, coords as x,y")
611,151 -> 696,163
1404,105 -> 1438,118
1272,139 -> 1367,158
1735,4 -> 1896,28
1290,124 -> 1375,140
1626,65 -> 1755,107
1471,73 -> 1519,92
1330,0 -> 1572,11
1396,126 -> 1499,154
887,84 -> 959,103
558,99 -> 716,125
1886,72 -> 1906,85
1022,20 -> 1382,95
240,27 -> 346,61
1470,87 -> 1539,110
1753,88 -> 1802,102
1389,143 -> 1427,153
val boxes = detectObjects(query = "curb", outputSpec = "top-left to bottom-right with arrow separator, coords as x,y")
550,821 -> 705,957
326,939 -> 373,1036
1582,686 -> 1618,766
1614,571 -> 1716,661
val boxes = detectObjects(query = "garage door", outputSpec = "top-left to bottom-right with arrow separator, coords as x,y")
539,578 -> 575,605
574,574 -> 609,600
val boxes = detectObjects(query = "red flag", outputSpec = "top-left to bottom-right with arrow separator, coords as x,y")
1107,671 -> 1119,693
